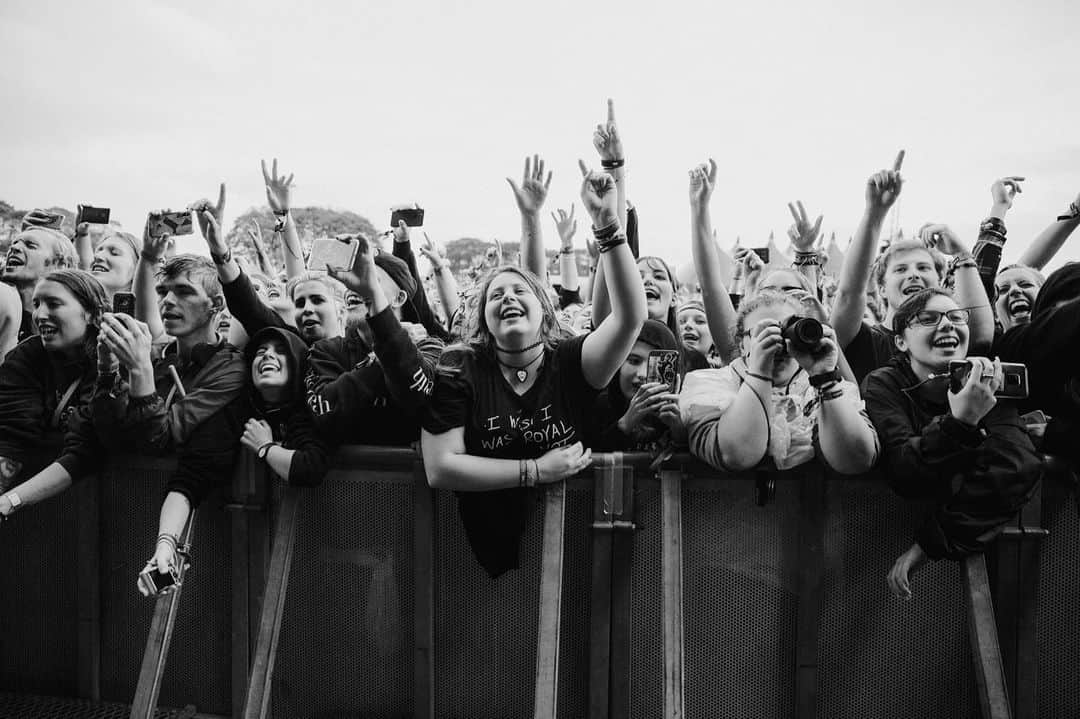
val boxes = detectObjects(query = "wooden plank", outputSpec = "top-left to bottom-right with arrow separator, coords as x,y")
242,486 -> 301,719
1013,484 -> 1045,719
589,468 -> 613,719
413,463 -> 436,719
231,457 -> 255,719
533,482 -> 566,719
608,459 -> 634,719
963,554 -> 1013,719
659,469 -> 684,719
795,468 -> 825,719
75,474 -> 101,700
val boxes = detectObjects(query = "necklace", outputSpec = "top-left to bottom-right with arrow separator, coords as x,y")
496,350 -> 545,383
495,339 -> 544,355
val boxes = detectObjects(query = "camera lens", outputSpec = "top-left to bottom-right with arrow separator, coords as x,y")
781,316 -> 823,353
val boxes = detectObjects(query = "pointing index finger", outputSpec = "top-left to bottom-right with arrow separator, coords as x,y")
607,98 -> 616,125
893,149 -> 906,173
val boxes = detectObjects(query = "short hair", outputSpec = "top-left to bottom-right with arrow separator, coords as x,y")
733,289 -> 803,345
891,287 -> 955,335
19,227 -> 77,271
156,254 -> 222,299
871,240 -> 947,290
285,271 -> 346,304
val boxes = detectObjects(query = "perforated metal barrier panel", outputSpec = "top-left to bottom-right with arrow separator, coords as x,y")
1036,483 -> 1080,719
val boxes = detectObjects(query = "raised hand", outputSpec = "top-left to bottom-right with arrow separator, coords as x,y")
99,313 -> 154,372
142,210 -> 173,263
578,160 -> 619,228
326,236 -> 379,300
506,154 -> 552,215
745,318 -> 784,377
990,176 -> 1025,212
196,209 -> 229,257
593,98 -> 624,163
916,223 -> 968,256
261,158 -> 294,214
688,158 -> 718,208
246,220 -> 266,252
189,183 -> 227,240
551,205 -> 578,248
787,201 -> 823,252
865,150 -> 905,213
418,231 -> 447,270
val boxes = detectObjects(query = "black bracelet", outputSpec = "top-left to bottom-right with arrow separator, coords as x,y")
808,369 -> 841,388
210,248 -> 232,265
596,236 -> 627,254
593,220 -> 621,241
600,158 -> 625,169
559,247 -> 575,256
820,387 -> 845,402
1056,202 -> 1080,222
980,217 -> 1006,234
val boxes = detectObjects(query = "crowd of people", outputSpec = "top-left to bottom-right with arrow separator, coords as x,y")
0,100 -> 1078,600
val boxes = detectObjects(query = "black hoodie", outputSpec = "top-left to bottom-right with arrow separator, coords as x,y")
993,262 -> 1080,464
861,357 -> 1042,560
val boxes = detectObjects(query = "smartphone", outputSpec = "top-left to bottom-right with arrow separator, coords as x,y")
149,210 -> 194,238
76,204 -> 110,225
138,562 -> 179,596
390,207 -> 425,228
751,247 -> 770,264
113,291 -> 136,316
307,236 -> 359,273
948,360 -> 1029,399
646,350 -> 680,392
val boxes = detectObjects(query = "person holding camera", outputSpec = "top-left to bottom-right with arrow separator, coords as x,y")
861,288 -> 1042,599
138,324 -> 329,595
421,162 -> 646,577
680,290 -> 878,475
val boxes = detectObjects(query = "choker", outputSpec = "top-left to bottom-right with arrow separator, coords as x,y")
495,339 -> 544,355
496,350 -> 544,384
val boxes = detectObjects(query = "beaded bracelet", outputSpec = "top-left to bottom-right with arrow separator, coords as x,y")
597,236 -> 627,254
820,387 -> 845,402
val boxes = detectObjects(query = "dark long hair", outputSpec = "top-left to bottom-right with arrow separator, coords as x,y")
37,269 -> 109,360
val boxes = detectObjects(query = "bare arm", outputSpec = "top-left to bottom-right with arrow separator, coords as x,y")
816,383 -> 879,474
587,99 -> 627,328
506,155 -> 551,279
135,213 -> 169,340
553,206 -> 581,294
261,159 -> 304,278
1020,191 -> 1080,269
73,223 -> 93,271
0,462 -> 72,517
418,234 -> 460,322
833,151 -> 905,347
689,159 -> 738,362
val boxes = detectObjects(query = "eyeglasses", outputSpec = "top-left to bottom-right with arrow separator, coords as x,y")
907,309 -> 970,328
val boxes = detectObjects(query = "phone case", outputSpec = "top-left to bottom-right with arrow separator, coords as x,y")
149,211 -> 194,237
113,293 -> 136,316
76,205 -> 111,225
308,237 -> 360,272
646,350 -> 680,392
390,208 -> 425,227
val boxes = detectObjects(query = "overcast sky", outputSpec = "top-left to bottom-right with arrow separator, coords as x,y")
2,0 -> 1078,273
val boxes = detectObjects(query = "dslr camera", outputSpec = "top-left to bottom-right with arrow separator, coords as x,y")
781,316 -> 824,353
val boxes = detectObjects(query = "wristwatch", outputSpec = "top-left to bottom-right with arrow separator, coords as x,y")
210,248 -> 232,265
1,492 -> 21,519
256,442 -> 277,461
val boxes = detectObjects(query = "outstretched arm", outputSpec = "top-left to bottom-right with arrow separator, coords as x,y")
262,158 -> 304,279
418,232 -> 460,322
1020,190 -> 1080,270
688,159 -> 738,362
134,211 -> 175,340
833,151 -> 905,347
786,201 -> 825,296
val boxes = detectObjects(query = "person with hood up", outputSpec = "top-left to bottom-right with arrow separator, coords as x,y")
139,324 -> 329,594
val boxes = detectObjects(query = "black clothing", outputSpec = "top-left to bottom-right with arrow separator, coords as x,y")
861,358 -> 1042,560
392,239 -> 452,343
305,306 -> 442,446
423,334 -> 599,577
222,268 -> 297,340
0,337 -> 97,477
844,322 -> 898,386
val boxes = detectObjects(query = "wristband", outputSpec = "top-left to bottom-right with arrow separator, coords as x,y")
600,158 -> 625,169
808,369 -> 841,389
210,248 -> 232,265
273,211 -> 289,233
257,442 -> 276,461
559,247 -> 575,256
792,251 -> 822,267
592,220 -> 621,241
820,387 -> 845,402
1056,201 -> 1080,222
596,236 -> 627,254
531,459 -> 540,487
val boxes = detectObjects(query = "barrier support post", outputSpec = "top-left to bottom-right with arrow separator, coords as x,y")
533,482 -> 567,719
659,469 -> 684,719
413,462 -> 436,719
963,553 -> 1013,719
795,467 -> 825,719
75,475 -> 101,701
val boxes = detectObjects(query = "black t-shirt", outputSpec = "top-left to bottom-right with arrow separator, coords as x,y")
423,333 -> 599,577
845,322 -> 898,386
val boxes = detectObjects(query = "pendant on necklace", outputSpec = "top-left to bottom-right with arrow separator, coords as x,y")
516,369 -> 528,383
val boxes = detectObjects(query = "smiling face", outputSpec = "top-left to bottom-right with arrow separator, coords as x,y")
483,270 -> 543,347
292,279 -> 343,343
32,279 -> 91,354
895,293 -> 969,377
994,266 -> 1042,331
678,307 -> 713,353
156,271 -> 218,339
638,258 -> 675,322
5,230 -> 64,286
881,248 -> 940,315
617,340 -> 654,398
251,337 -> 291,397
90,236 -> 137,293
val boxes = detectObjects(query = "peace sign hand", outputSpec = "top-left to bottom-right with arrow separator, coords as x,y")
786,201 -> 823,252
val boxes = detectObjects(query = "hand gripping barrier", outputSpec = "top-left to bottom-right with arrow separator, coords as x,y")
0,449 -> 1077,719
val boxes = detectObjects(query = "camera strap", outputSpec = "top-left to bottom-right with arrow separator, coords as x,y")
50,377 -> 83,430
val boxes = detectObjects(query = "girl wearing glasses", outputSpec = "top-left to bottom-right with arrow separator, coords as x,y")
861,288 -> 1041,599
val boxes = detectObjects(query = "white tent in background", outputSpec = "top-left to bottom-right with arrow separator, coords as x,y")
825,232 -> 845,277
